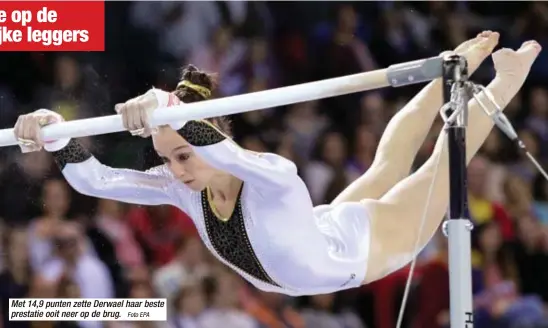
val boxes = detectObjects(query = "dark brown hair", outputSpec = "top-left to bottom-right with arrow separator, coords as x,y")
173,64 -> 231,135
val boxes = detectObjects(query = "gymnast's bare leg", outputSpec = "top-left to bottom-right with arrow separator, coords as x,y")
360,41 -> 541,284
332,31 -> 500,203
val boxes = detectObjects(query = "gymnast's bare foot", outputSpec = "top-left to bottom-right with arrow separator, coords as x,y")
489,41 -> 541,104
493,40 -> 541,82
441,31 -> 499,75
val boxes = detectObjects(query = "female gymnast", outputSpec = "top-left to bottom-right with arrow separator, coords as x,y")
13,32 -> 540,296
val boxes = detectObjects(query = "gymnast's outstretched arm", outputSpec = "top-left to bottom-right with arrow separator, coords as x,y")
14,105 -> 298,207
13,111 -> 177,206
52,141 -> 177,205
333,31 -> 500,204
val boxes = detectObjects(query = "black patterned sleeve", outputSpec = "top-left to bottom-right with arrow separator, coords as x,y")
51,139 -> 92,170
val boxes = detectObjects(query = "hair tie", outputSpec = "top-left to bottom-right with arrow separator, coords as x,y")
176,80 -> 212,99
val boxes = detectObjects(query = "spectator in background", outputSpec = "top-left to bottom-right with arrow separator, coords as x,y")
240,135 -> 269,154
188,25 -> 248,97
199,272 -> 258,328
243,289 -> 305,328
509,3 -> 548,81
39,222 -> 114,321
514,215 -> 548,304
233,107 -> 275,146
96,199 -> 144,271
526,88 -> 548,138
284,101 -> 328,162
358,93 -> 386,136
0,226 -> 32,328
371,4 -> 426,68
478,130 -> 508,203
502,174 -> 535,221
127,205 -> 194,268
303,131 -> 351,205
34,55 -> 109,120
532,172 -> 548,224
346,125 -> 377,181
301,293 -> 365,328
247,38 -> 276,85
153,236 -> 210,302
80,206 -> 128,299
0,151 -> 53,224
52,276 -> 81,328
413,231 -> 450,328
467,156 -> 514,240
28,178 -> 72,271
412,115 -> 445,173
275,134 -> 300,167
130,2 -> 224,61
170,282 -> 207,328
499,91 -> 524,125
320,4 -> 376,77
0,85 -> 20,132
508,129 -> 542,184
473,221 -> 547,328
316,4 -> 376,127
423,2 -> 470,52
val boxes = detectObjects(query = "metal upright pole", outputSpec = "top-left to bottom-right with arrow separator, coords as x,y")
441,55 -> 475,328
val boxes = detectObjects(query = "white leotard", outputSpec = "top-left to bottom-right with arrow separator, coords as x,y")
47,92 -> 372,296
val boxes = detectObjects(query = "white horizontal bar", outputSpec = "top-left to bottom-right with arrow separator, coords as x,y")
0,67 -> 390,147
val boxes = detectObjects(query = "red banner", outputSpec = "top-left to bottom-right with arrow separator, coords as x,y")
0,1 -> 104,51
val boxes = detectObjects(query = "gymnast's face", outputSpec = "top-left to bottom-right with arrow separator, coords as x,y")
153,127 -> 216,191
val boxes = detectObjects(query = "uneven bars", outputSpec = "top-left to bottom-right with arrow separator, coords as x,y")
0,56 -> 443,147
442,56 -> 474,328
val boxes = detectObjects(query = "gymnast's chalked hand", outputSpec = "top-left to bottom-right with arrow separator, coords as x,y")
115,88 -> 186,137
115,89 -> 159,138
13,109 -> 64,153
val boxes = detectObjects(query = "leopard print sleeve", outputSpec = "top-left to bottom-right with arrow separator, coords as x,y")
178,120 -> 226,146
51,139 -> 92,170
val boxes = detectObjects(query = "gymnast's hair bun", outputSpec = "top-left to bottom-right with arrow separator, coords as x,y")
180,64 -> 216,92
175,65 -> 230,134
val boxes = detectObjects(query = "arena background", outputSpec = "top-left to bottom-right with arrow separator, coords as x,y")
0,1 -> 548,328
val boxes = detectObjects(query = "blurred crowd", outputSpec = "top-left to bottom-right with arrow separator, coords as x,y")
0,2 -> 548,328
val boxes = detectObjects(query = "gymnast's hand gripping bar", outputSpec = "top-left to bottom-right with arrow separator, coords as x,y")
0,56 -> 444,147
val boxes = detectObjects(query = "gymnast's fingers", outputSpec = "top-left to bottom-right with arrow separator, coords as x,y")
36,113 -> 61,144
29,115 -> 44,147
128,99 -> 144,132
138,102 -> 152,138
43,113 -> 62,126
118,103 -> 130,131
114,103 -> 123,114
19,116 -> 40,151
142,91 -> 160,136
13,115 -> 23,140
21,115 -> 34,141
133,100 -> 148,137
14,115 -> 35,153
